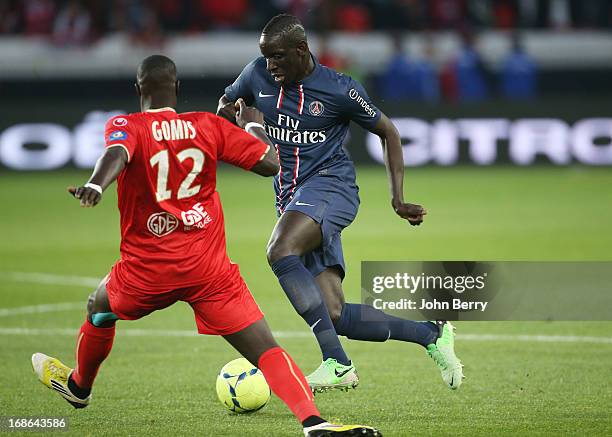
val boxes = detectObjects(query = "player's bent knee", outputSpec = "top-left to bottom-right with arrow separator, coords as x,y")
328,303 -> 343,324
86,292 -> 95,318
87,282 -> 116,326
266,239 -> 295,265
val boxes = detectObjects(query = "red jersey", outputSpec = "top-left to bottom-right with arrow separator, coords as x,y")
103,107 -> 268,292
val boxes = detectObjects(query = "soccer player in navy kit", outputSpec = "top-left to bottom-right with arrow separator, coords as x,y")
218,14 -> 463,393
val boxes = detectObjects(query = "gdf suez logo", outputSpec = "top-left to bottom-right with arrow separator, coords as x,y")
181,202 -> 212,230
147,212 -> 179,237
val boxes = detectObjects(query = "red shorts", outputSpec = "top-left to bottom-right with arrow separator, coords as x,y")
105,262 -> 264,335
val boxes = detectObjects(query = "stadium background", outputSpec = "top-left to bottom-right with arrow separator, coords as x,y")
1,1 -> 611,436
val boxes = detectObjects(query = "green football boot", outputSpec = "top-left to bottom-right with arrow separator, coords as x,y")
304,422 -> 381,436
426,321 -> 464,390
306,358 -> 359,393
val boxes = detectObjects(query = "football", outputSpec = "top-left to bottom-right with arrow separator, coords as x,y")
215,358 -> 271,413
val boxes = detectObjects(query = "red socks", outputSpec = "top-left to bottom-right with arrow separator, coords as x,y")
258,346 -> 320,422
71,320 -> 115,389
69,323 -> 319,424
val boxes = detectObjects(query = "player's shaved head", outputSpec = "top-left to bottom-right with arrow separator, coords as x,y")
262,14 -> 306,47
137,55 -> 177,89
135,55 -> 179,111
259,14 -> 313,85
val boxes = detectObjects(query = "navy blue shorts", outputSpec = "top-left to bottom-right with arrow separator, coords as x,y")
281,173 -> 359,279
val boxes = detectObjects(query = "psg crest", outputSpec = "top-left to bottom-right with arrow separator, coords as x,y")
308,100 -> 324,116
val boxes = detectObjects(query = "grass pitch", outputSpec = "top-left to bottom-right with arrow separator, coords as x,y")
0,166 -> 611,436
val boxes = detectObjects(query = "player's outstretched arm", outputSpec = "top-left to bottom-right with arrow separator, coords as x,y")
68,147 -> 128,207
369,113 -> 427,226
217,94 -> 238,124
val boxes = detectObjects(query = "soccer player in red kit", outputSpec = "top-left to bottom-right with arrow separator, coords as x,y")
30,55 -> 379,437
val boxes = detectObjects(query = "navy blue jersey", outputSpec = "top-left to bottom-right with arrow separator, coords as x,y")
225,55 -> 381,210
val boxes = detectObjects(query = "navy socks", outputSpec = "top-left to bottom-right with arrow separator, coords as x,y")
271,255 -> 350,365
271,256 -> 437,358
335,303 -> 439,347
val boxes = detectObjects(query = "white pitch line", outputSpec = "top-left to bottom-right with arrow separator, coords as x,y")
1,273 -> 611,345
0,327 -> 610,344
0,271 -> 100,288
0,302 -> 83,317
0,327 -> 311,338
458,333 -> 612,344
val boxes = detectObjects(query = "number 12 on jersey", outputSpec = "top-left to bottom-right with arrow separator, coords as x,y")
149,148 -> 205,202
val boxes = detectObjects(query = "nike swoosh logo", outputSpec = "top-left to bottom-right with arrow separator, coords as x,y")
259,91 -> 275,98
335,367 -> 353,378
296,201 -> 314,207
310,319 -> 321,331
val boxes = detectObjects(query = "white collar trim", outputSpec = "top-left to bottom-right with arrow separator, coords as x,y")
145,107 -> 176,113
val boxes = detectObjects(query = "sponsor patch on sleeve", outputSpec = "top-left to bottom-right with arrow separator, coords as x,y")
109,130 -> 127,141
348,88 -> 377,118
112,117 -> 128,127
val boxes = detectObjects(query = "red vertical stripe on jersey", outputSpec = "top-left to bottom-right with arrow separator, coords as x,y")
275,144 -> 284,213
276,86 -> 284,109
289,147 -> 300,199
298,84 -> 304,115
